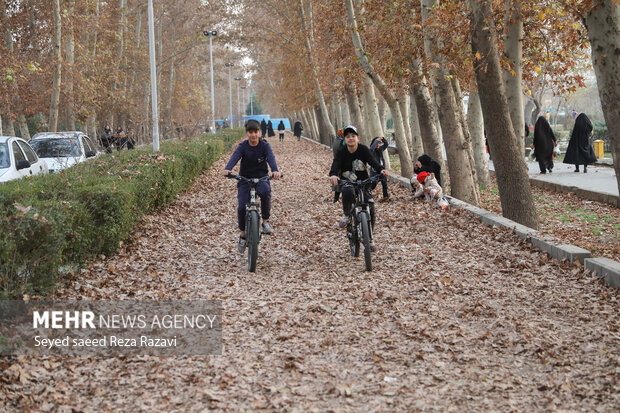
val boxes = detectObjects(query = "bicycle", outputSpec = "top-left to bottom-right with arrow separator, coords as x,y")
226,174 -> 272,272
339,175 -> 381,271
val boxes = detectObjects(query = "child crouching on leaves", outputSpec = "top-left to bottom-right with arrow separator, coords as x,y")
410,171 -> 443,201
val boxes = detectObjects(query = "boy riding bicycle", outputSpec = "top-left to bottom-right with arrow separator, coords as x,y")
329,125 -> 389,250
223,119 -> 281,252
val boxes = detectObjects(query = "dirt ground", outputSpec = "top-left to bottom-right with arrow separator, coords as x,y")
2,134 -> 618,411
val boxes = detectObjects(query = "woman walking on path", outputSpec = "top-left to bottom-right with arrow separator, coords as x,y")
532,117 -> 557,174
260,119 -> 267,139
267,120 -> 275,138
564,113 -> 597,173
277,120 -> 285,142
293,120 -> 303,141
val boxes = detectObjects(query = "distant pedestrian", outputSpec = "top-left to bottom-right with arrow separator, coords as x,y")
571,109 -> 578,120
414,154 -> 442,187
267,120 -> 275,138
277,120 -> 285,142
293,120 -> 303,141
260,119 -> 267,139
564,113 -> 597,173
99,125 -> 114,153
370,136 -> 390,202
532,116 -> 557,174
115,126 -> 127,151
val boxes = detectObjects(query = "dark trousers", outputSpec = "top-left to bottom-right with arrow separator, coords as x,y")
237,181 -> 271,231
375,175 -> 388,198
279,132 -> 284,142
341,186 -> 376,229
538,158 -> 554,173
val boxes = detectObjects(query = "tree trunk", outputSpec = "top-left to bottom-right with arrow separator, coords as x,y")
310,106 -> 320,142
409,89 -> 423,157
65,0 -> 76,130
335,96 -> 343,129
87,115 -> 96,141
345,82 -> 364,137
503,0 -> 525,155
469,0 -> 539,228
49,0 -> 62,132
422,0 -> 479,204
378,98 -> 387,136
467,90 -> 490,187
17,114 -> 30,140
340,100 -> 350,126
345,0 -> 413,177
584,1 -> 620,204
298,0 -> 335,144
362,76 -> 383,145
398,89 -> 416,158
409,60 -> 447,187
451,76 -> 480,188
315,103 -> 330,145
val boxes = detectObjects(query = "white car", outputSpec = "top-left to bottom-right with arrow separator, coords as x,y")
29,132 -> 99,173
0,136 -> 49,183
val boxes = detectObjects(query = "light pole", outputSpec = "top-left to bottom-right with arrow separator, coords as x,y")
250,88 -> 254,115
225,63 -> 234,128
234,77 -> 241,127
240,86 -> 247,125
202,30 -> 217,134
147,0 -> 159,151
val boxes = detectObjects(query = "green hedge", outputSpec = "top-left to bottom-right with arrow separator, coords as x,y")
0,130 -> 242,297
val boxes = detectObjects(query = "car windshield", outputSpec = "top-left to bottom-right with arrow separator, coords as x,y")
30,138 -> 81,157
0,143 -> 9,168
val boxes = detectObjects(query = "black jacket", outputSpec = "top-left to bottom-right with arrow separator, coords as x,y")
277,121 -> 285,132
414,154 -> 442,187
267,121 -> 275,137
293,121 -> 303,136
533,117 -> 556,162
329,144 -> 384,181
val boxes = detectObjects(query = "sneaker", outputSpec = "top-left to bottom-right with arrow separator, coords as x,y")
237,236 -> 247,253
379,196 -> 390,203
338,214 -> 348,229
262,222 -> 274,234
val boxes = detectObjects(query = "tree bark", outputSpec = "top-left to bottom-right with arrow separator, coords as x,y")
345,82 -> 364,137
362,76 -> 383,145
422,0 -> 479,204
503,0 -> 525,155
378,98 -> 387,136
345,0 -> 413,177
469,0 -> 539,228
17,114 -> 30,140
451,76 -> 480,188
584,0 -> 620,205
340,100 -> 350,126
335,95 -> 343,129
409,89 -> 423,157
298,0 -> 335,144
398,89 -> 415,158
409,60 -> 447,187
48,0 -> 62,132
467,90 -> 490,187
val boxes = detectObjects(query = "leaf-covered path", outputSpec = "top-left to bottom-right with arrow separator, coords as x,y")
2,136 -> 619,411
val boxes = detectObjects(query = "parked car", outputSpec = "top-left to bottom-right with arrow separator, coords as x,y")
0,136 -> 49,183
29,132 -> 99,173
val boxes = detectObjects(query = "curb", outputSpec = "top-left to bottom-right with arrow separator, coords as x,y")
303,136 -> 620,289
489,170 -> 619,207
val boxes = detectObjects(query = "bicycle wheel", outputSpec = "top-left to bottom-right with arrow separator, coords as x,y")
347,220 -> 360,257
360,211 -> 372,271
246,210 -> 260,272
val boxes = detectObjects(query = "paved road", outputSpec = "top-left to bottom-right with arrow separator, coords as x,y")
489,159 -> 618,197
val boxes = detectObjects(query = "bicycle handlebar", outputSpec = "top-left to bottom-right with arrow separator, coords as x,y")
226,174 -> 280,183
338,174 -> 382,188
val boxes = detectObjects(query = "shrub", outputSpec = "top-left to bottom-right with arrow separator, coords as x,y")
0,130 -> 241,297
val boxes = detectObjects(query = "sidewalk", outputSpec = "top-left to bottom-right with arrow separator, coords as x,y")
489,159 -> 618,206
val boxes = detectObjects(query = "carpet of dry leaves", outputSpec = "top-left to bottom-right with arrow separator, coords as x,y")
1,134 -> 619,411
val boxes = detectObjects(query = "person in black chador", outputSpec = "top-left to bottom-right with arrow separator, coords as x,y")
414,154 -> 441,187
260,119 -> 267,139
293,120 -> 303,141
277,120 -> 285,142
532,116 -> 557,174
563,113 -> 597,173
267,120 -> 275,138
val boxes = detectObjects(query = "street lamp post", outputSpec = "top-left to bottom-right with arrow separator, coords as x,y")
234,77 -> 241,127
202,30 -> 217,134
147,0 -> 159,150
240,85 -> 247,125
225,63 -> 234,128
